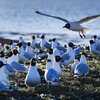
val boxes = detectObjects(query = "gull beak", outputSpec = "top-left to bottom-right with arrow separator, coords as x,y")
63,25 -> 66,28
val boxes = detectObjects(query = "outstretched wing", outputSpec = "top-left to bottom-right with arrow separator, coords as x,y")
76,14 -> 100,24
35,11 -> 69,23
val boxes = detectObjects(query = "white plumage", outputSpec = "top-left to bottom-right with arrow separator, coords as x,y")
36,11 -> 100,38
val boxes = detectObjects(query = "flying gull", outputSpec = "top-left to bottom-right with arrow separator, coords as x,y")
36,11 -> 100,38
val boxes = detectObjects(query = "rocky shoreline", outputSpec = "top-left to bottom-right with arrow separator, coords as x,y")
0,37 -> 100,100
0,37 -> 18,45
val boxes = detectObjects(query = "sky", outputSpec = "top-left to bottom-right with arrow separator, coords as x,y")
0,0 -> 100,34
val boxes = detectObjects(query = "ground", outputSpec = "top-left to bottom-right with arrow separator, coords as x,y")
0,38 -> 100,100
0,55 -> 100,100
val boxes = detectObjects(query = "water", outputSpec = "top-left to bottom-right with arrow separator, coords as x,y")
0,0 -> 100,44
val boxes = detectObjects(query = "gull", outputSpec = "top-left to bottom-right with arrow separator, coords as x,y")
35,11 -> 100,38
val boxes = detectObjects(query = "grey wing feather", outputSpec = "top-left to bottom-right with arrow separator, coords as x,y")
77,15 -> 100,24
35,11 -> 69,23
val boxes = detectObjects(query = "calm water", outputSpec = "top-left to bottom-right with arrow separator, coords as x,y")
0,0 -> 100,44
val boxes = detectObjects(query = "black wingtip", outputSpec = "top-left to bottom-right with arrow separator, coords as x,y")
35,11 -> 40,14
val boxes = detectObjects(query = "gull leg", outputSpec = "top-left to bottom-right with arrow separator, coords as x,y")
79,32 -> 83,38
81,30 -> 86,38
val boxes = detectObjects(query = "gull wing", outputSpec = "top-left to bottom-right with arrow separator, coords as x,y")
35,11 -> 69,23
76,14 -> 100,24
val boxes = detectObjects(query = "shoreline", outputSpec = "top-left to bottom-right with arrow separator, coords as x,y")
0,35 -> 100,100
0,37 -> 18,45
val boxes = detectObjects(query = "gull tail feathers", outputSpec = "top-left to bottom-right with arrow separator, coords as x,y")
83,28 -> 90,31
